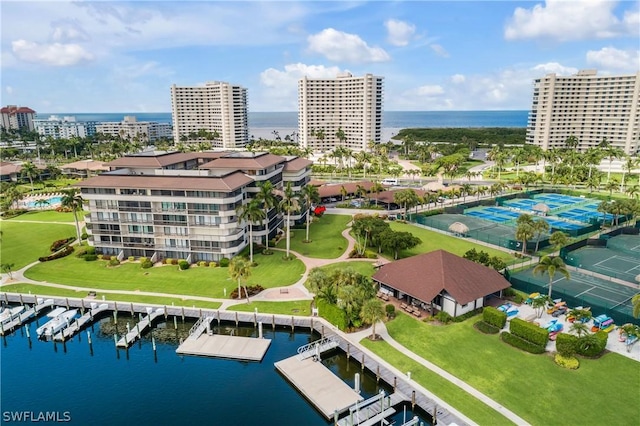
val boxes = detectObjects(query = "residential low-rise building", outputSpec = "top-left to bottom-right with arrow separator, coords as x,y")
79,151 -> 311,262
95,116 -> 172,143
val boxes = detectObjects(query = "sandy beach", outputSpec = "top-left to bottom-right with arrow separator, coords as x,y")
250,127 -> 402,144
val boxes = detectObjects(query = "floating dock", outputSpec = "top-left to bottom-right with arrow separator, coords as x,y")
337,391 -> 407,426
275,355 -> 363,419
53,303 -> 109,342
116,308 -> 164,348
0,298 -> 54,335
176,334 -> 271,361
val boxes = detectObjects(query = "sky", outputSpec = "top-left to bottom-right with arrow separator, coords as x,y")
1,0 -> 639,113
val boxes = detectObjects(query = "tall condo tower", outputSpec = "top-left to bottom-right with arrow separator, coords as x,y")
526,70 -> 640,155
298,73 -> 383,152
170,81 -> 249,148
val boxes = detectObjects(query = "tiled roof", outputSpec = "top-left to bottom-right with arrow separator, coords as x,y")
317,181 -> 375,198
76,171 -> 252,192
61,160 -> 109,171
283,157 -> 313,172
200,153 -> 285,170
372,250 -> 510,305
107,151 -> 229,168
1,106 -> 36,114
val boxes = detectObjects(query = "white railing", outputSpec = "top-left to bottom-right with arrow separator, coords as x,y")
296,336 -> 338,360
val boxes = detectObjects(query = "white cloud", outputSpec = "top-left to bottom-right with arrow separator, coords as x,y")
505,0 -> 639,41
307,28 -> 390,63
6,86 -> 13,95
429,44 -> 449,58
532,62 -> 578,76
50,19 -> 90,43
586,47 -> 640,71
384,19 -> 416,46
11,40 -> 93,66
451,74 -> 465,84
415,85 -> 445,96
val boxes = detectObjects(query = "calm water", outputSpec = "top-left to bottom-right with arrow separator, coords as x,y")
1,314 -> 430,425
37,111 -> 528,129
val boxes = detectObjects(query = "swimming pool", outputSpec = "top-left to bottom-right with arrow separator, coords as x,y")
25,196 -> 63,208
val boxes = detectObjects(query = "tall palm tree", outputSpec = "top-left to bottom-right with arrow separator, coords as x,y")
620,155 -> 638,193
279,182 -> 300,258
532,218 -> 550,253
256,181 -> 277,251
515,214 -> 535,255
335,127 -> 346,147
603,146 -> 624,183
229,256 -> 252,302
236,199 -> 265,263
533,255 -> 570,299
360,298 -> 385,339
632,293 -> 640,319
61,189 -> 84,245
20,161 -> 39,191
301,184 -> 319,242
569,322 -> 589,337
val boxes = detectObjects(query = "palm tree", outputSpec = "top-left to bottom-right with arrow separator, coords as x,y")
61,189 -> 84,245
34,198 -> 50,210
549,231 -> 570,252
533,255 -> 570,299
20,161 -> 39,191
620,155 -> 638,193
256,181 -> 277,251
236,199 -> 265,263
301,184 -> 319,242
603,146 -> 624,183
279,182 -> 300,258
360,298 -> 385,339
632,293 -> 640,319
531,295 -> 550,318
335,127 -> 346,147
229,257 -> 252,302
515,214 -> 535,255
532,219 -> 550,253
570,322 -> 590,337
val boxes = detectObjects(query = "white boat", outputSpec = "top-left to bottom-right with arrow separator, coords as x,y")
0,306 -> 25,324
46,307 -> 67,318
36,309 -> 78,338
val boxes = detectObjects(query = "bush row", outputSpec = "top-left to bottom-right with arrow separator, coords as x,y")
500,331 -> 546,354
229,285 -> 265,299
317,299 -> 348,331
576,331 -> 608,357
482,306 -> 507,329
75,246 -> 96,258
510,318 -> 549,347
555,333 -> 578,357
50,237 -> 75,252
452,308 -> 483,323
475,321 -> 500,334
39,246 -> 74,262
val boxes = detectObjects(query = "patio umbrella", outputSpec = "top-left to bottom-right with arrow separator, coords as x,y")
448,221 -> 469,235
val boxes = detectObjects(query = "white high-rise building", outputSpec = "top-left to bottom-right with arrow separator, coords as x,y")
298,73 -> 383,152
34,115 -> 96,139
526,70 -> 640,155
96,116 -> 172,143
170,82 -> 249,149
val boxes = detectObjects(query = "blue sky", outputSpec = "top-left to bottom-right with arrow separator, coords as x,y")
1,0 -> 639,113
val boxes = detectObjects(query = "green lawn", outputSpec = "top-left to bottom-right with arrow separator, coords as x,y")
0,283 -> 221,309
0,221 -> 76,269
361,339 -> 514,425
24,253 -> 305,298
277,214 -> 351,258
227,300 -> 312,315
317,261 -> 377,277
381,314 -> 640,425
5,210 -> 85,223
389,221 -> 515,262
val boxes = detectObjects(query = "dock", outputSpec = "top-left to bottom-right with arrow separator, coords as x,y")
337,391 -> 407,426
116,308 -> 164,348
0,298 -> 54,335
275,355 -> 363,419
53,303 -> 109,342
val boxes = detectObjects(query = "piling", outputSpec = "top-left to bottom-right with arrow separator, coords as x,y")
87,331 -> 92,344
130,303 -> 134,316
361,354 -> 365,371
152,336 -> 156,352
291,316 -> 294,332
25,325 -> 30,339
81,299 -> 85,310
272,315 -> 275,330
217,310 -> 220,326
113,334 -> 118,347
173,316 -> 178,330
411,391 -> 416,410
394,377 -> 397,392
19,294 -> 24,306
65,298 -> 69,309
346,343 -> 350,359
235,312 -> 239,327
354,373 -> 360,394
258,322 -> 263,339
181,307 -> 185,322
199,308 -> 202,319
253,311 -> 257,326
321,325 -> 325,338
164,306 -> 168,320
376,365 -> 380,383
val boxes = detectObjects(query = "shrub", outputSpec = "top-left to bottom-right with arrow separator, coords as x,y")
475,321 -> 500,334
209,261 -> 218,268
576,331 -> 608,357
38,246 -> 74,262
229,285 -> 265,299
141,259 -> 153,269
86,246 -> 95,255
198,261 -> 208,267
554,354 -> 580,369
50,237 -> 75,252
172,259 -> 179,265
97,254 -> 104,260
510,318 -> 549,347
555,333 -> 579,357
127,256 -> 134,262
108,258 -> 120,267
385,304 -> 396,319
163,258 -> 172,265
75,246 -> 88,258
81,232 -> 88,240
500,331 -> 546,354
102,255 -> 111,261
317,299 -> 348,331
513,293 -> 525,304
453,308 -> 482,323
434,311 -> 453,324
178,260 -> 190,270
84,254 -> 98,261
139,257 -> 148,263
483,306 -> 507,329
219,258 -> 230,267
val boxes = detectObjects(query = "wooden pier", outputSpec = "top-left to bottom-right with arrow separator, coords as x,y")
176,334 -> 272,361
116,308 -> 164,348
53,303 -> 109,342
337,391 -> 407,426
0,298 -> 54,336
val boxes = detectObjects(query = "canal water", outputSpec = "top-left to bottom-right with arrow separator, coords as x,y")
1,314 -> 430,425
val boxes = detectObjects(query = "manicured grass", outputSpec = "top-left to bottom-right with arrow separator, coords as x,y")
389,221 -> 515,262
227,300 -> 312,315
0,221 -> 76,269
277,214 -> 351,258
383,314 -> 640,425
317,261 -> 377,277
5,210 -> 85,223
24,253 -> 305,298
360,338 -> 514,425
0,283 -> 222,309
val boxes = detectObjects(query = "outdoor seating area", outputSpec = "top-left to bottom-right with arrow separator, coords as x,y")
400,302 -> 422,317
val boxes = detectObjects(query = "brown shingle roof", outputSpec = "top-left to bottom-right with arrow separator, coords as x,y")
372,250 -> 510,305
318,181 -> 375,198
61,159 -> 109,171
75,171 -> 252,192
200,153 -> 285,170
107,152 -> 229,168
283,157 -> 313,172
370,189 -> 431,204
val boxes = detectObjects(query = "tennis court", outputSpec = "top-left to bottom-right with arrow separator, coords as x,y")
503,198 -> 562,210
413,213 -> 518,248
508,267 -> 638,325
533,193 -> 585,205
606,234 -> 640,258
564,247 -> 640,283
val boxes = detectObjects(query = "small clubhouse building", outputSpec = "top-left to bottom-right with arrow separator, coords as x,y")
372,250 -> 511,317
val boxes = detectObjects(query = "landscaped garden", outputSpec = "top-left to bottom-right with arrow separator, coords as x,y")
364,313 -> 640,425
5,210 -> 86,223
275,214 -> 351,258
1,220 -> 76,269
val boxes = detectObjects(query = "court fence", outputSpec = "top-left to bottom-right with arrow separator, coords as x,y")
504,269 -> 638,326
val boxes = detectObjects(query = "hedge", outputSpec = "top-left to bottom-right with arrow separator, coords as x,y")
483,306 -> 507,329
576,331 -> 608,357
39,246 -> 74,262
500,331 -> 546,354
452,308 -> 482,323
84,254 -> 98,261
509,318 -> 549,347
555,333 -> 578,357
317,299 -> 347,331
50,237 -> 75,252
475,321 -> 500,334
554,354 -> 580,369
219,258 -> 230,267
141,259 -> 153,269
178,260 -> 190,270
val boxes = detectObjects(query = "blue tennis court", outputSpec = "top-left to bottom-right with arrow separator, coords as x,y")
465,210 -> 511,222
534,193 -> 585,205
503,199 -> 562,210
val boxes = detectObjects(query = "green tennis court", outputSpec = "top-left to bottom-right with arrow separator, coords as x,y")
606,234 -> 640,258
565,247 -> 640,283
